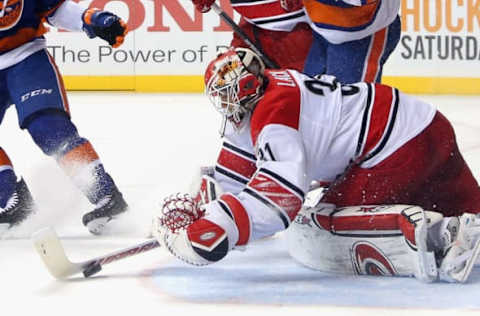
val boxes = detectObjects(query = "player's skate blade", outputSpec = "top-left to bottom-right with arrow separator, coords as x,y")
82,187 -> 128,235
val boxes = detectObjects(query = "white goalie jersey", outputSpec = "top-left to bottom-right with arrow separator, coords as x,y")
205,70 -> 436,246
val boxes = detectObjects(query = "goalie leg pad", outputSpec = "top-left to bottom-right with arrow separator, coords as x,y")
286,204 -> 442,282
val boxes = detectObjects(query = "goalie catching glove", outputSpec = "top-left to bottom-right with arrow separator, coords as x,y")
153,193 -> 238,266
153,174 -> 237,266
82,8 -> 128,47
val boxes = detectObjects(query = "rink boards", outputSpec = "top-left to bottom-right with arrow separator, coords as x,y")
45,0 -> 480,94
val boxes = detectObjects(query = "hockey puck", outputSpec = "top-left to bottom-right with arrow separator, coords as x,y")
83,262 -> 102,278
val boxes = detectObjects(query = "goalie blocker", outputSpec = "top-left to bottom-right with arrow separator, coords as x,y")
286,203 -> 480,283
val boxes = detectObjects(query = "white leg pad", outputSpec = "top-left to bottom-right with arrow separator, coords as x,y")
286,203 -> 442,282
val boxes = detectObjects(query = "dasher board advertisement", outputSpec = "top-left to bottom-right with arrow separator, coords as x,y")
42,0 -> 480,93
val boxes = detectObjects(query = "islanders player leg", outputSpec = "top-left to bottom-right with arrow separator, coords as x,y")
0,71 -> 35,232
7,49 -> 127,235
302,31 -> 328,77
324,15 -> 401,83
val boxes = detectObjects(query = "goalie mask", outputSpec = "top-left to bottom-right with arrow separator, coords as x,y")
205,47 -> 266,136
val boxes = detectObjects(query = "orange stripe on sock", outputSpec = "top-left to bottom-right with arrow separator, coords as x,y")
0,148 -> 13,167
59,142 -> 99,168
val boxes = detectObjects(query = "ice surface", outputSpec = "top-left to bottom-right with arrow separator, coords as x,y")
1,92 -> 480,316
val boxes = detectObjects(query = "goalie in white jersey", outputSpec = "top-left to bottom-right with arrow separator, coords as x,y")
153,48 -> 480,283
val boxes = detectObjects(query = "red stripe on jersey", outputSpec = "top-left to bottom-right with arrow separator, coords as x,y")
363,27 -> 387,82
248,172 -> 302,221
360,84 -> 393,157
233,1 -> 288,19
217,148 -> 256,180
250,70 -> 301,145
220,194 -> 250,245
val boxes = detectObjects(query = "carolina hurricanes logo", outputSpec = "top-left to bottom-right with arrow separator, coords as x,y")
0,0 -> 23,31
351,241 -> 397,276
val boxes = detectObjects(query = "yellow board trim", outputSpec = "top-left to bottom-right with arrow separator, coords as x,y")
63,75 -> 480,94
382,76 -> 480,95
63,75 -> 204,92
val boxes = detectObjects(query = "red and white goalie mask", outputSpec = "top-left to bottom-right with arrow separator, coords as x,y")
204,48 -> 265,136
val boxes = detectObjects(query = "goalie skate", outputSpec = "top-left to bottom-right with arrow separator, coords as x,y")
438,213 -> 480,283
0,178 -> 35,234
82,185 -> 127,235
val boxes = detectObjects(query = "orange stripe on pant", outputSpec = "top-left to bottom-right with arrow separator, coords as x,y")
46,51 -> 70,114
363,28 -> 387,82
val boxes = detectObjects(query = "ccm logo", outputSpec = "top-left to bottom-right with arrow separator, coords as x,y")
21,89 -> 53,102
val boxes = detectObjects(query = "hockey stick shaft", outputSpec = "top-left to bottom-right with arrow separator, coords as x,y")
79,238 -> 160,278
33,227 -> 159,279
210,3 -> 280,69
90,238 -> 159,267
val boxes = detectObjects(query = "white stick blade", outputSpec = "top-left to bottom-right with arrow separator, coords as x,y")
32,227 -> 81,279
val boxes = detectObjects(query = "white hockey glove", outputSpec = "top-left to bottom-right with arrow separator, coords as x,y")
153,194 -> 233,266
438,213 -> 480,283
190,166 -> 223,206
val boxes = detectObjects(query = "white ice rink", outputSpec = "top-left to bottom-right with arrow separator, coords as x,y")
2,92 -> 480,316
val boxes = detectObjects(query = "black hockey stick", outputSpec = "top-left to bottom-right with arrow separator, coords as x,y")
211,3 -> 280,69
32,227 -> 159,279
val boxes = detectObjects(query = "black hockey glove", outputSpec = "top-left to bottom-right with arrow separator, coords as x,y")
82,8 -> 128,48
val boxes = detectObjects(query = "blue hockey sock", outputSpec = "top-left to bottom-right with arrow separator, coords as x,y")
0,169 -> 16,209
